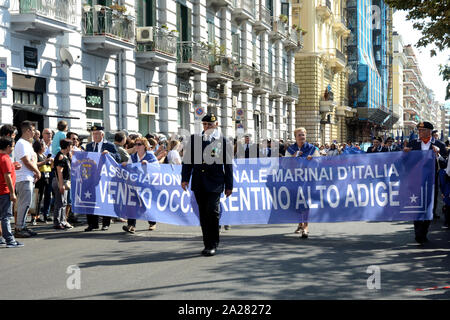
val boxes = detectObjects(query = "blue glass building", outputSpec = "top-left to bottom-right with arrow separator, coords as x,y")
346,0 -> 391,139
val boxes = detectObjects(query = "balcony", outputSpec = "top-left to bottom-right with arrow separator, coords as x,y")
332,15 -> 350,37
284,30 -> 300,51
316,0 -> 332,20
206,0 -> 233,10
403,80 -> 419,93
404,93 -> 420,105
208,87 -> 220,101
207,55 -> 235,84
232,0 -> 255,23
177,41 -> 210,74
253,5 -> 271,33
177,78 -> 192,95
403,104 -> 418,115
232,64 -> 256,91
9,0 -> 78,38
319,100 -> 337,113
253,71 -> 271,95
269,78 -> 287,99
403,119 -> 419,128
269,18 -> 287,41
82,6 -> 135,55
135,28 -> 177,69
284,82 -> 299,102
329,48 -> 346,71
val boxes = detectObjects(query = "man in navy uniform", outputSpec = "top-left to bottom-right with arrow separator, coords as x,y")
181,114 -> 233,256
84,126 -> 121,231
366,136 -> 388,153
404,121 -> 448,244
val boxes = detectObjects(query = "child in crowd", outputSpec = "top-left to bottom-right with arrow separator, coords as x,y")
0,137 -> 24,248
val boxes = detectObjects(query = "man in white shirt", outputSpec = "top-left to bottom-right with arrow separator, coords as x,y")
14,121 -> 41,238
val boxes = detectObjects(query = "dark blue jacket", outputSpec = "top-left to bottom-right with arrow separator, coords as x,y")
85,140 -> 121,163
181,133 -> 233,193
438,169 -> 450,206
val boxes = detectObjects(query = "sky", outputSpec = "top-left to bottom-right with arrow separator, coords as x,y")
393,10 -> 449,104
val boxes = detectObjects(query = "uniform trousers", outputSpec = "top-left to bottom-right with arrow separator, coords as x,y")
86,214 -> 111,229
414,220 -> 431,241
194,191 -> 221,250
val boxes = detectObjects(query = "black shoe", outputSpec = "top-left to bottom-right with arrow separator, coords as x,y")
415,236 -> 428,244
202,248 -> 216,256
84,226 -> 98,232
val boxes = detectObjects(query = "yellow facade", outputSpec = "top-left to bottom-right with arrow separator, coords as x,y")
293,0 -> 352,145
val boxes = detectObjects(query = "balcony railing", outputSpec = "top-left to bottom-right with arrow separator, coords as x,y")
11,0 -> 77,25
255,71 -> 272,91
334,14 -> 347,26
272,78 -> 287,95
335,49 -> 346,64
210,55 -> 235,76
257,5 -> 271,26
271,17 -> 287,38
177,41 -> 209,67
82,6 -> 134,42
234,64 -> 255,84
232,0 -> 256,17
287,82 -> 299,98
136,27 -> 177,56
208,88 -> 220,100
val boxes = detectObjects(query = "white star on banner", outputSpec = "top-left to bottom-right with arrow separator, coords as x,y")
84,191 -> 92,199
410,194 -> 418,203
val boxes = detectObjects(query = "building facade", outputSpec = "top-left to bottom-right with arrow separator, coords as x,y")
391,31 -> 405,136
292,0 -> 352,145
346,0 -> 395,142
0,0 -> 301,141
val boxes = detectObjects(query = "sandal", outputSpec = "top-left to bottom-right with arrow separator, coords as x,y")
294,225 -> 303,234
301,230 -> 309,239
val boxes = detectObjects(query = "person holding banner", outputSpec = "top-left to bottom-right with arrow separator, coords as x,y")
181,113 -> 234,257
285,127 -> 319,238
404,121 -> 447,244
122,137 -> 158,233
366,137 -> 388,153
84,126 -> 121,232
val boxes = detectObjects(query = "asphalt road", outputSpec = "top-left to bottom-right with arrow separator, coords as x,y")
1,216 -> 449,300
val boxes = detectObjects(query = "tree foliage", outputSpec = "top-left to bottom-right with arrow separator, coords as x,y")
385,0 -> 449,54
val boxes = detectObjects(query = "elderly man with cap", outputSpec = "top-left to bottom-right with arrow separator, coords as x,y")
384,137 -> 400,152
84,126 -> 121,232
366,136 -> 387,153
181,113 -> 234,256
404,121 -> 448,244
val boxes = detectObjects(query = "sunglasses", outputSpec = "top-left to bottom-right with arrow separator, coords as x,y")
135,143 -> 144,146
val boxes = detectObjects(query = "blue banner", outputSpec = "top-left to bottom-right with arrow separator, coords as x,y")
71,150 -> 435,226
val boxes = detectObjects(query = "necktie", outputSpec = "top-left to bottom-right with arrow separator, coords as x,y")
93,143 -> 98,152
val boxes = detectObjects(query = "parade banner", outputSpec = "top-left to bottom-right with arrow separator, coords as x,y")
71,150 -> 435,226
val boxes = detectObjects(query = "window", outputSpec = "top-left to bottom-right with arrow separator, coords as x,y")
232,32 -> 240,63
177,3 -> 192,42
12,90 -> 43,107
135,0 -> 156,27
268,45 -> 273,74
85,88 -> 104,128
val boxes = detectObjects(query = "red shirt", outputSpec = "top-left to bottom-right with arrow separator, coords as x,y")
0,153 -> 16,195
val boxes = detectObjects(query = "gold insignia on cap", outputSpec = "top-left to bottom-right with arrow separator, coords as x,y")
210,115 -> 216,121
92,126 -> 97,131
